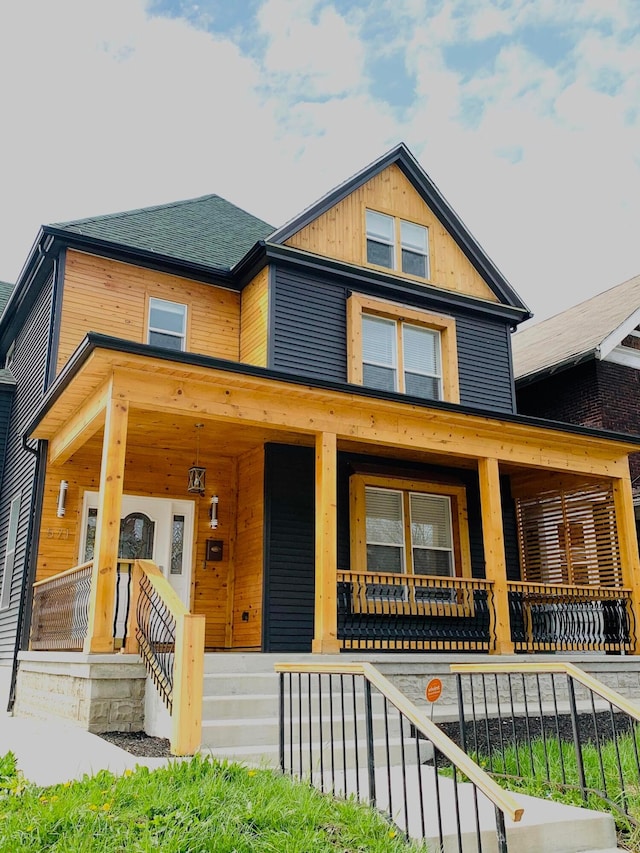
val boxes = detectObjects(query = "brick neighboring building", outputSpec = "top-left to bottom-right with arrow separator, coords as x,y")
513,273 -> 640,497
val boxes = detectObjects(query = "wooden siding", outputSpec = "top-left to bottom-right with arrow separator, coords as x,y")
232,446 -> 264,649
240,267 -> 269,367
0,275 -> 53,662
35,435 -> 238,651
284,163 -> 499,303
272,266 -> 516,413
56,250 -> 241,372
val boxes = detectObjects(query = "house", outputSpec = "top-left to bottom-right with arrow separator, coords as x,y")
513,274 -> 640,502
2,145 -> 640,751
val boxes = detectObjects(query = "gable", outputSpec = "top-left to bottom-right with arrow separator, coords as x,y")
284,163 -> 499,304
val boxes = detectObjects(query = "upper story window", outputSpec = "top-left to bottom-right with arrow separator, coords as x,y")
366,209 -> 430,279
347,294 -> 459,404
148,298 -> 187,351
362,314 -> 442,399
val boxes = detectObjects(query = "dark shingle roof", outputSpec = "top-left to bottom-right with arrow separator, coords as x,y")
51,195 -> 274,271
0,281 -> 14,315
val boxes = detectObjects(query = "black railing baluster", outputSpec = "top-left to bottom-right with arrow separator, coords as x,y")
340,674 -> 347,788
482,674 -> 492,772
414,726 -> 426,840
551,673 -> 566,785
433,747 -> 445,849
307,673 -> 313,786
590,688 -> 607,799
495,673 -> 506,767
398,707 -> 409,840
383,696 -> 393,821
567,675 -> 587,803
298,673 -> 303,778
508,674 -> 521,777
522,674 -> 535,778
456,674 -> 467,755
472,785 -> 483,853
279,672 -> 285,773
364,679 -> 376,807
495,807 -> 508,853
352,674 -> 360,802
536,674 -> 550,782
288,673 -> 293,776
318,674 -> 324,792
329,673 -> 336,795
609,702 -> 627,816
452,764 -> 463,853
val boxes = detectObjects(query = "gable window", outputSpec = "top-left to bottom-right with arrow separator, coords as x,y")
350,474 -> 472,612
148,298 -> 187,351
348,294 -> 459,403
366,209 -> 430,280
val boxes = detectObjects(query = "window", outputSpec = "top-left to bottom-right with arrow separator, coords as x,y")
350,473 -> 472,612
148,298 -> 187,351
347,294 -> 459,403
0,495 -> 21,611
366,209 -> 430,279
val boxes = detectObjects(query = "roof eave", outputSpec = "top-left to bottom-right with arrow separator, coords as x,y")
514,348 -> 597,388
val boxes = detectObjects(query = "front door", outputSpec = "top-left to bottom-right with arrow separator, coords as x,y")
80,493 -> 195,609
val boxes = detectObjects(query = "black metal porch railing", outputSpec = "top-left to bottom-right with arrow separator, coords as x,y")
337,571 -> 495,652
276,662 -> 522,852
135,569 -> 177,713
30,562 -> 93,651
507,581 -> 635,653
452,663 -> 640,837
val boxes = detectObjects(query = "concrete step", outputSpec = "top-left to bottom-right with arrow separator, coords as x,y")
201,711 -> 405,748
202,687 -> 391,720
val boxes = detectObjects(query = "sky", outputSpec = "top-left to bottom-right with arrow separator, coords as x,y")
1,0 -> 639,326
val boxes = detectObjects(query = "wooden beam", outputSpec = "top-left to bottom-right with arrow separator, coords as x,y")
48,381 -> 109,465
612,473 -> 640,655
171,612 -> 206,755
100,367 -> 629,478
312,432 -> 340,653
477,457 -> 514,654
84,396 -> 129,653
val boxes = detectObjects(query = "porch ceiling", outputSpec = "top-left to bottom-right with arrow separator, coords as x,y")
30,344 -> 640,478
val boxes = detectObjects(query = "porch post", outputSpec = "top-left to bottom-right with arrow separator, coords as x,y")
478,457 -> 514,655
312,431 -> 340,653
84,396 -> 129,654
612,473 -> 640,655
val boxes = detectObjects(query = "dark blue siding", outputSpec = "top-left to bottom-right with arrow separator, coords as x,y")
263,444 -> 315,652
0,275 -> 53,662
263,445 -> 521,652
272,266 -> 515,413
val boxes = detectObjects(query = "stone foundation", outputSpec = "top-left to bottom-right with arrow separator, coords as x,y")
14,652 -> 147,733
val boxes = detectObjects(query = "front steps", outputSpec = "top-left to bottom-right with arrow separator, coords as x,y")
197,653 -> 624,853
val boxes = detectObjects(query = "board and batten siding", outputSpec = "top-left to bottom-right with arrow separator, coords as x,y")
56,250 -> 241,372
272,266 -> 516,413
284,162 -> 499,304
0,274 -> 53,663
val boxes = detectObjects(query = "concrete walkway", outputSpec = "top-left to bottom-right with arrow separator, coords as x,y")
0,715 -> 173,787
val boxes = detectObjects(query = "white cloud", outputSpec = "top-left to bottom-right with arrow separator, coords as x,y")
0,0 -> 638,325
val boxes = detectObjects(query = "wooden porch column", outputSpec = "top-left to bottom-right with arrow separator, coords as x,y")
613,474 -> 640,655
312,431 -> 340,653
84,396 -> 129,653
478,457 -> 514,655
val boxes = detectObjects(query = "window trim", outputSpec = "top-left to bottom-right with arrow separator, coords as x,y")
364,208 -> 431,281
347,294 -> 459,403
146,296 -> 188,351
349,473 -> 472,616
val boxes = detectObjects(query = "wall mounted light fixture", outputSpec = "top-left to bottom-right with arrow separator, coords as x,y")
187,423 -> 206,495
57,480 -> 68,518
209,495 -> 219,529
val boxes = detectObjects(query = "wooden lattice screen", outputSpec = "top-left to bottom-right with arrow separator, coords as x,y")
515,481 -> 622,587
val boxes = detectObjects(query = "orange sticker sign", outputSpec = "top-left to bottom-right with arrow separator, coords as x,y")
425,678 -> 442,703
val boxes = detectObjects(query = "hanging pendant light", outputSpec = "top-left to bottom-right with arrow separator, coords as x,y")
187,423 -> 206,495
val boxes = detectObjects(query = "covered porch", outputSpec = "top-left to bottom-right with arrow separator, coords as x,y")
26,336 -> 640,661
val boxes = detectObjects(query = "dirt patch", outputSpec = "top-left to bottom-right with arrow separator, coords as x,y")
98,731 -> 172,757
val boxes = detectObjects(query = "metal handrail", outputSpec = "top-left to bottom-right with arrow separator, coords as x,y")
275,661 -> 523,833
451,661 -> 640,722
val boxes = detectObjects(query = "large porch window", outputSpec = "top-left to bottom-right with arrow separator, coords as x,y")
350,473 -> 472,613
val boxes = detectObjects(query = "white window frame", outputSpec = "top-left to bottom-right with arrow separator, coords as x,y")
365,209 -> 430,280
147,297 -> 187,351
362,314 -> 443,400
0,494 -> 21,611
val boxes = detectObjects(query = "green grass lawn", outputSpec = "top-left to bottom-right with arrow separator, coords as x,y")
472,731 -> 640,851
0,752 -> 415,852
